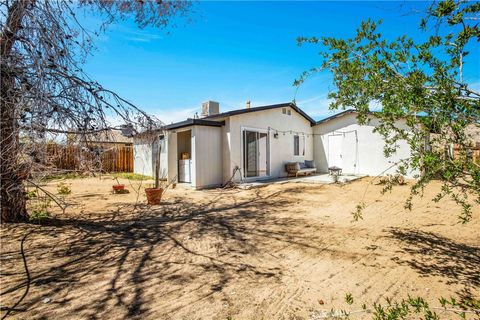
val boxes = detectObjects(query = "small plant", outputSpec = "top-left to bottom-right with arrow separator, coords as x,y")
352,202 -> 366,221
29,199 -> 51,222
373,296 -> 439,320
57,182 -> 71,195
25,189 -> 38,200
378,174 -> 407,196
29,209 -> 50,222
345,292 -> 354,305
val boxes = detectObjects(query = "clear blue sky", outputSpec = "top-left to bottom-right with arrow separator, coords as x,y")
81,1 -> 480,124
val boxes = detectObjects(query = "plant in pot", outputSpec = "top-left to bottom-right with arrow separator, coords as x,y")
144,138 -> 179,205
112,177 -> 125,193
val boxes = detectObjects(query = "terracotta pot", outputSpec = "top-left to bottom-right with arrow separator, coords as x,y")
145,187 -> 163,205
112,184 -> 125,192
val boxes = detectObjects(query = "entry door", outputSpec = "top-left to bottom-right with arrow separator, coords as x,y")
328,134 -> 343,168
243,130 -> 268,178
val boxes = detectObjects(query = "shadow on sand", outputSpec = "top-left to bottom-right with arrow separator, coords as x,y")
1,188 -> 329,319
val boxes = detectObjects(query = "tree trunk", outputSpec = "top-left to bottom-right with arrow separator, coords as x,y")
0,77 -> 29,222
1,0 -> 30,223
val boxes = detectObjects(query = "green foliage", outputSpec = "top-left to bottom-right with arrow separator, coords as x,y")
373,296 -> 439,320
41,172 -> 81,182
29,198 -> 51,222
439,295 -> 480,319
29,209 -> 50,222
25,189 -> 38,200
345,292 -> 354,305
56,182 -> 71,195
352,201 -> 366,221
298,1 -> 480,222
112,172 -> 153,181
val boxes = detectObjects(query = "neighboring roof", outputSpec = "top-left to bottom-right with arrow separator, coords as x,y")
85,130 -> 133,144
315,109 -> 356,125
203,102 -> 316,125
164,118 -> 225,130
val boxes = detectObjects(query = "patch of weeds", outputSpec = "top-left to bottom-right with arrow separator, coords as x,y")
352,202 -> 365,221
373,296 -> 439,320
345,292 -> 354,305
41,172 -> 81,182
25,189 -> 38,200
57,182 -> 71,195
112,172 -> 153,181
29,199 -> 51,222
29,209 -> 50,222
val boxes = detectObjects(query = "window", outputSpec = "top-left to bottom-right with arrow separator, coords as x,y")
294,135 -> 299,156
282,108 -> 287,114
287,109 -> 291,115
293,135 -> 305,156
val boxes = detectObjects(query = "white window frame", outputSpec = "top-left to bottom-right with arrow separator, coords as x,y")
240,126 -> 271,180
293,134 -> 305,156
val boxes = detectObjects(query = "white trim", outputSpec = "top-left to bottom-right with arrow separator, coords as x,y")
240,126 -> 271,179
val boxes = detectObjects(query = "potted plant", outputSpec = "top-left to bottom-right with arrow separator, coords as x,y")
145,185 -> 163,204
112,177 -> 125,193
145,142 -> 165,204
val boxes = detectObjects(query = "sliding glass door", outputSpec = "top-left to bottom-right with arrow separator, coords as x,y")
243,130 -> 268,178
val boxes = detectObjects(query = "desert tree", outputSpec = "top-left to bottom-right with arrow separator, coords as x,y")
296,0 -> 480,222
0,0 -> 190,222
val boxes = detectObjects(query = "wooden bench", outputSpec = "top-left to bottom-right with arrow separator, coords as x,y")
285,161 -> 317,177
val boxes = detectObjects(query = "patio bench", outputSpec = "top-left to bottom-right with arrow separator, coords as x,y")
285,160 -> 317,177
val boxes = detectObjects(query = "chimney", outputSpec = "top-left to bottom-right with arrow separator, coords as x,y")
201,101 -> 220,117
246,100 -> 251,109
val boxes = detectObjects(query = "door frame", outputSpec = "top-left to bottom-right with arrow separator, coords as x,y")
327,133 -> 343,168
240,126 -> 270,180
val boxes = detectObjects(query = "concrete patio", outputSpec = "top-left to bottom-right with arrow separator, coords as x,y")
237,173 -> 364,189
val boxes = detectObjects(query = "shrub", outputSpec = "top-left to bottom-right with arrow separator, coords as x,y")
57,182 -> 71,195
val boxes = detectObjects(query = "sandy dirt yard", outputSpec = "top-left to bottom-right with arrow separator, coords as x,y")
0,176 -> 479,319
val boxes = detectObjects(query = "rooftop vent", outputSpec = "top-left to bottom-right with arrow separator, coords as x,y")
201,101 -> 220,117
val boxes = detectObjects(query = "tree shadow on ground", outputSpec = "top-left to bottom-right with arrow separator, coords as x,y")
388,228 -> 480,290
0,188 -> 333,319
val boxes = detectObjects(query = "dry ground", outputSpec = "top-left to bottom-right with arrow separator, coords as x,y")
0,176 -> 479,320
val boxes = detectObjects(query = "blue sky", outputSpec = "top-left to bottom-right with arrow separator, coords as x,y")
81,1 -> 480,124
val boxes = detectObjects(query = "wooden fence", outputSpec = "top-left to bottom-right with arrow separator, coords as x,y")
453,144 -> 480,164
46,143 -> 134,173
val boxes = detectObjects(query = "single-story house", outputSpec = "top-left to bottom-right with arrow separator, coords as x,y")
133,101 -> 415,188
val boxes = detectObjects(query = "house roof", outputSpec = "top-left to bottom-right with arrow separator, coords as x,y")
163,118 -> 225,130
315,109 -> 356,125
85,130 -> 133,144
203,102 -> 316,125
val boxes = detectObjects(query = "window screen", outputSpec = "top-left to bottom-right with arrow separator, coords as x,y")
294,135 -> 300,156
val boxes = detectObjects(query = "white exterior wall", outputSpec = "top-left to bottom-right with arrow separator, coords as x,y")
313,113 -> 414,177
133,136 -> 166,178
226,106 -> 314,182
134,138 -> 153,177
192,126 -> 223,188
166,125 -> 223,188
167,129 -> 179,184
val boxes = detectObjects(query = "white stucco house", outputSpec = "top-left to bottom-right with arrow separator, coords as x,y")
133,101 -> 414,189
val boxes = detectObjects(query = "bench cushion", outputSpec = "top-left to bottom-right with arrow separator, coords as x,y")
298,168 -> 316,174
305,160 -> 316,168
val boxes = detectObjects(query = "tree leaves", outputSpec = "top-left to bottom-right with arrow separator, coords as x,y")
297,1 -> 480,222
